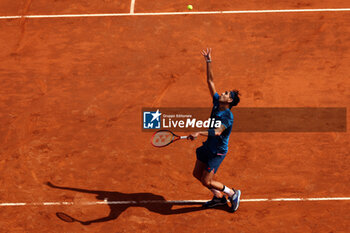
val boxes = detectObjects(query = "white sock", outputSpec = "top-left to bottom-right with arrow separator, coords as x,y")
210,189 -> 222,198
222,186 -> 234,197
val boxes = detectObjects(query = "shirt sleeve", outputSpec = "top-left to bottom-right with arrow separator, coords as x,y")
213,93 -> 220,106
220,112 -> 233,129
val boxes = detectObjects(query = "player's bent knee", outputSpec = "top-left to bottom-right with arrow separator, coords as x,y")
201,178 -> 211,188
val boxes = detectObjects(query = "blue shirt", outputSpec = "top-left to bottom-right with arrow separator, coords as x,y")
204,93 -> 234,155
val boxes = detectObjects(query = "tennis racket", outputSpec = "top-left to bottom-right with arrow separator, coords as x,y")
151,130 -> 188,147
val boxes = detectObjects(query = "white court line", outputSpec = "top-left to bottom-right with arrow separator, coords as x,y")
130,0 -> 136,14
0,197 -> 349,207
0,8 -> 350,20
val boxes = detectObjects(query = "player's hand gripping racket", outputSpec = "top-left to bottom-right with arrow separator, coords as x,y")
151,130 -> 188,147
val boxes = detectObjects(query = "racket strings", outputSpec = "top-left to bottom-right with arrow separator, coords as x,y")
152,132 -> 173,147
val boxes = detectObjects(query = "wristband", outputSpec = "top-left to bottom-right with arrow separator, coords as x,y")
208,129 -> 215,136
206,60 -> 211,63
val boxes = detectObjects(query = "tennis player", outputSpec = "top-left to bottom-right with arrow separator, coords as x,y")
188,48 -> 241,212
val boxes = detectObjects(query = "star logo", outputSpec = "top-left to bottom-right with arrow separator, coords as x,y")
143,109 -> 162,129
150,109 -> 162,122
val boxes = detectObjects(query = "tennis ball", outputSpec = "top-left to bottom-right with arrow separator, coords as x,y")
187,5 -> 193,10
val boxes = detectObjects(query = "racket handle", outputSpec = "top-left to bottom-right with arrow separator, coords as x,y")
180,136 -> 188,139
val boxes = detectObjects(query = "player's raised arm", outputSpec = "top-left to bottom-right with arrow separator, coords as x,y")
201,48 -> 216,97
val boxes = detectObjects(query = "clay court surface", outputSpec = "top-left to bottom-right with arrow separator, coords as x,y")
0,0 -> 350,232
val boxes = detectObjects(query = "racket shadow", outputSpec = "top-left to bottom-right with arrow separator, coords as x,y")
46,182 -> 231,225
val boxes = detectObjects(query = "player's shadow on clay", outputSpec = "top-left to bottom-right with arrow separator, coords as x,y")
46,182 -> 230,225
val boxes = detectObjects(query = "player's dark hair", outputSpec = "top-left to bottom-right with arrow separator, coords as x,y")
229,90 -> 240,109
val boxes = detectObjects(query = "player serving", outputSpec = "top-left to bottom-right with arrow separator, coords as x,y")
188,48 -> 241,212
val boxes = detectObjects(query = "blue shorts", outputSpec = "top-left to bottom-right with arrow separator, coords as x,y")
196,145 -> 226,174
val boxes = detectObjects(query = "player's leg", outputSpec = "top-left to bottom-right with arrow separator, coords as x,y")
192,159 -> 206,181
193,160 -> 224,205
201,169 -> 233,196
200,169 -> 227,208
201,169 -> 240,211
193,158 -> 223,197
200,155 -> 241,211
194,146 -> 226,207
194,146 -> 209,181
201,170 -> 222,191
200,154 -> 230,194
